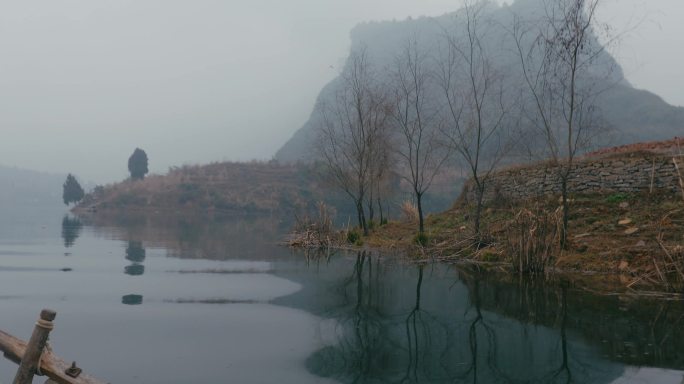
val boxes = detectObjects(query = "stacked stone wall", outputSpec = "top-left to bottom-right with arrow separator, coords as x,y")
462,153 -> 683,203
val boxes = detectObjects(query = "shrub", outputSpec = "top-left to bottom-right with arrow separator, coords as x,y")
413,232 -> 428,247
347,229 -> 361,244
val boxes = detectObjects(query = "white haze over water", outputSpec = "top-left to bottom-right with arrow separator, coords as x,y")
0,0 -> 680,183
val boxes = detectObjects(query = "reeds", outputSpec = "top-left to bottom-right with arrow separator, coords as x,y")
287,202 -> 339,249
504,207 -> 561,275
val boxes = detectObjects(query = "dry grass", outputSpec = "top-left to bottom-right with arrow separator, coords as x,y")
627,209 -> 684,291
400,200 -> 419,223
360,190 -> 684,291
504,208 -> 561,275
77,161 -> 327,214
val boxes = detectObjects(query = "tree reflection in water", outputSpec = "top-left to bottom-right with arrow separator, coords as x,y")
125,241 -> 146,263
124,241 -> 146,276
341,252 -> 383,380
402,265 -> 423,383
459,279 -> 497,384
121,294 -> 143,305
301,255 -> 635,383
61,215 -> 83,248
461,275 -> 598,384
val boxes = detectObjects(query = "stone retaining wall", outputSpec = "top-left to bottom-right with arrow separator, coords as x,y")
461,153 -> 683,203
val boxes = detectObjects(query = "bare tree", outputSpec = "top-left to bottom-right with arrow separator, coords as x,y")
316,48 -> 392,236
513,0 -> 609,246
365,136 -> 394,226
391,37 -> 449,235
437,0 -> 516,241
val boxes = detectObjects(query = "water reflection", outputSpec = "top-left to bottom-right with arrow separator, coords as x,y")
124,241 -> 146,276
78,211 -> 290,261
296,253 -> 473,382
469,273 -> 684,371
124,264 -> 145,276
276,254 -> 665,383
125,241 -> 146,263
61,215 -> 83,248
462,278 -> 574,383
76,212 -> 684,383
121,294 -> 143,305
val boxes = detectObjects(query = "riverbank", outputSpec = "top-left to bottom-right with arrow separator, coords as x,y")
291,190 -> 684,293
289,139 -> 684,292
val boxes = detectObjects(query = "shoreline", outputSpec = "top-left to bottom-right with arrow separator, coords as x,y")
287,190 -> 684,296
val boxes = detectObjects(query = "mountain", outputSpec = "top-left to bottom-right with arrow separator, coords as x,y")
275,0 -> 684,163
0,165 -> 67,211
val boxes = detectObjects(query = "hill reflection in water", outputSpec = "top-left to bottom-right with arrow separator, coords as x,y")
78,210 -> 291,261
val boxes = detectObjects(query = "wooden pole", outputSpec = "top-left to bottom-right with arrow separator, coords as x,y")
12,309 -> 56,384
0,320 -> 106,383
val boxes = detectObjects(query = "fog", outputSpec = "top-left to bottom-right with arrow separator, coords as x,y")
0,0 -> 680,183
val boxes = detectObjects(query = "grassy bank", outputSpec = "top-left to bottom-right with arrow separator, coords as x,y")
294,190 -> 684,293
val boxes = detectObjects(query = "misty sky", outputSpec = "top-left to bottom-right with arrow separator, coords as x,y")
0,0 -> 681,183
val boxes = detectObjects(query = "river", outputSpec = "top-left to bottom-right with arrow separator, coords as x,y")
0,209 -> 682,383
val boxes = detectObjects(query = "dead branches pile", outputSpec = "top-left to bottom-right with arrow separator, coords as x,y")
504,208 -> 561,275
430,235 -> 481,262
287,202 -> 340,249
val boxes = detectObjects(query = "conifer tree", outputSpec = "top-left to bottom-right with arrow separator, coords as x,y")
128,148 -> 149,180
62,174 -> 85,205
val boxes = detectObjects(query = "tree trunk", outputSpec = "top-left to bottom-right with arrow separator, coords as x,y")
356,200 -> 369,236
367,200 -> 375,225
416,192 -> 425,234
560,177 -> 569,248
355,201 -> 363,230
377,197 -> 384,224
366,185 -> 375,224
474,184 -> 485,242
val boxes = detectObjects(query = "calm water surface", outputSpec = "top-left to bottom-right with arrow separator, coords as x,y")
0,209 -> 682,383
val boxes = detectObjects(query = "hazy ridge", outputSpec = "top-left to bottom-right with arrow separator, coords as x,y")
276,0 -> 684,162
0,165 -> 66,211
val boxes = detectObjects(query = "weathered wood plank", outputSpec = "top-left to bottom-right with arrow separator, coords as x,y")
13,309 -> 56,384
39,347 -> 107,384
0,330 -> 27,365
0,324 -> 107,384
